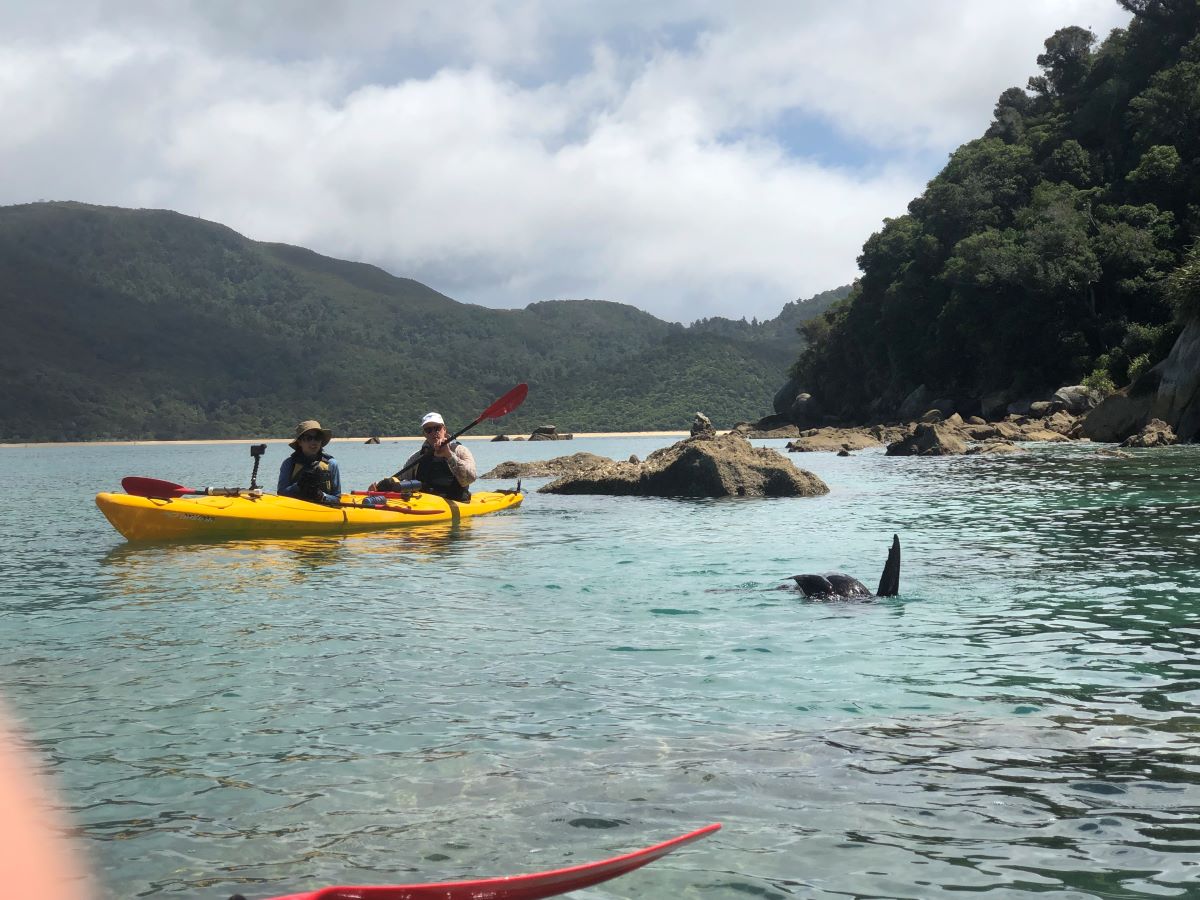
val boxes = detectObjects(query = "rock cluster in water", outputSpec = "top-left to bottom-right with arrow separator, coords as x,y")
485,432 -> 828,498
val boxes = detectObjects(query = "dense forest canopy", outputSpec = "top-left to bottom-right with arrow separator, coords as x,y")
0,202 -> 845,441
793,0 -> 1200,420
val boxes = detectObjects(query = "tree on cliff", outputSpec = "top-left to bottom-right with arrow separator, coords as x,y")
793,3 -> 1200,420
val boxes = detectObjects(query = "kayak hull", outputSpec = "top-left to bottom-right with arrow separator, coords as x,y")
95,490 -> 522,542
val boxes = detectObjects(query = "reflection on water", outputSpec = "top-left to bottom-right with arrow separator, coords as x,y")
1,440 -> 1199,898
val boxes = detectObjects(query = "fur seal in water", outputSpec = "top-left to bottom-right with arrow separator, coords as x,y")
791,534 -> 900,599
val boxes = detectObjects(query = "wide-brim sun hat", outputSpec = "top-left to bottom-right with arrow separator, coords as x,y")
420,412 -> 445,429
289,419 -> 333,450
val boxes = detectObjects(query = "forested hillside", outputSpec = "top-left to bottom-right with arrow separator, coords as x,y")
0,202 -> 839,440
794,0 -> 1200,420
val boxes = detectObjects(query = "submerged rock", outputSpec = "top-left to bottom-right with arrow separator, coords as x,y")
966,440 -> 1023,455
539,432 -> 829,498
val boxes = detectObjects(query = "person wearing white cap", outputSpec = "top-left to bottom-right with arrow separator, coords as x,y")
369,411 -> 477,501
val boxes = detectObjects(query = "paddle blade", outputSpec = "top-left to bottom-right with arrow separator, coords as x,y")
121,476 -> 199,498
481,383 -> 528,421
265,823 -> 719,900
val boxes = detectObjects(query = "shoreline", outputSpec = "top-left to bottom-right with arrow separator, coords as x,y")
0,431 -> 691,449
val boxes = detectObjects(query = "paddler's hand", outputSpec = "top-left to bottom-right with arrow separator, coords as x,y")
432,437 -> 452,459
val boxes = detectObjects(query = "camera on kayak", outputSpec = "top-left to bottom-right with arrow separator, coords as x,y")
248,443 -> 268,490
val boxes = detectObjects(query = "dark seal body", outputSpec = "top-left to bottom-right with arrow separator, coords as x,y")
792,535 -> 901,599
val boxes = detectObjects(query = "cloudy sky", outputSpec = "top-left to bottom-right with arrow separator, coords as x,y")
2,1 -> 1133,323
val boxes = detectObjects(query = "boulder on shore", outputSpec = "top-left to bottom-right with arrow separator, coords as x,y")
1054,384 -> 1105,415
1080,377 -> 1158,443
529,425 -> 573,441
1121,418 -> 1177,448
539,432 -> 829,498
1149,316 -> 1200,441
885,423 -> 967,456
364,436 -> 381,444
786,427 -> 882,453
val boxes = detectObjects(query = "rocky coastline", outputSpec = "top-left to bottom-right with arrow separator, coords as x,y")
753,380 -> 1185,456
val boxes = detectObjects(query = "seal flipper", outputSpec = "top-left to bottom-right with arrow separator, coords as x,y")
876,534 -> 900,597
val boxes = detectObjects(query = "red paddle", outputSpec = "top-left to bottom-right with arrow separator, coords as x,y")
457,382 -> 529,439
257,822 -> 719,900
122,476 -> 209,497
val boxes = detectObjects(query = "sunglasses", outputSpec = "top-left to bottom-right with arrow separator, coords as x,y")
300,433 -> 323,441
422,425 -> 442,434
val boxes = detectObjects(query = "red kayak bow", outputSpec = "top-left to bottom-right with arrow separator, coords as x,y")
257,822 -> 720,900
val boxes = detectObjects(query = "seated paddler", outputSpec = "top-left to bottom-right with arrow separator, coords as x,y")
278,420 -> 342,504
370,411 -> 476,501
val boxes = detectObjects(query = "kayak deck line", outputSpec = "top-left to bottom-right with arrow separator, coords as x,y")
243,822 -> 721,900
95,488 -> 522,542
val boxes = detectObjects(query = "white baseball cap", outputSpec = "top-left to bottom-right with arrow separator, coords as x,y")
420,412 -> 445,428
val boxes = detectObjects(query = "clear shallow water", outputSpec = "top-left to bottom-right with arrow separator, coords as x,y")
2,436 -> 1199,899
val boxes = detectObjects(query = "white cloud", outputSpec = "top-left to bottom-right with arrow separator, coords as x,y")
0,0 -> 1131,322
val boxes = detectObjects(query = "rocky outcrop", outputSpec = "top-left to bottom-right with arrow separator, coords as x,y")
482,452 -> 613,479
529,425 -> 573,441
1121,418 -> 1178,448
772,376 -> 804,417
364,436 -> 381,444
491,434 -> 511,442
1081,318 -> 1200,443
746,424 -> 802,438
539,432 -> 829,498
1080,374 -> 1159,442
885,423 -> 968,456
1054,385 -> 1105,415
786,427 -> 884,453
1149,317 -> 1200,442
690,412 -> 716,439
897,384 -> 933,420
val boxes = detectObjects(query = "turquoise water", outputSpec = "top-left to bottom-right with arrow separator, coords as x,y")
2,436 -> 1199,899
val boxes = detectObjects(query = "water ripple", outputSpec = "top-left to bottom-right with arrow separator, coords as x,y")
1,439 -> 1199,897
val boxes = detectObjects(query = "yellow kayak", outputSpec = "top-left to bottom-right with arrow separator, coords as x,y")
95,489 -> 523,542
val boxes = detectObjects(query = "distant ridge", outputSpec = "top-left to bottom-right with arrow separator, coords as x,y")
0,201 -> 844,441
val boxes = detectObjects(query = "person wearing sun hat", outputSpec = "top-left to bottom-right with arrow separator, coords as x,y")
278,419 -> 342,504
369,411 -> 477,502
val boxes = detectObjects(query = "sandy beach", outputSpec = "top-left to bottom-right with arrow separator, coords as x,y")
0,432 -> 691,449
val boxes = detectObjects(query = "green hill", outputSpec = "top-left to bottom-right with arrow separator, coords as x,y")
0,201 -> 838,440
793,1 -> 1200,419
